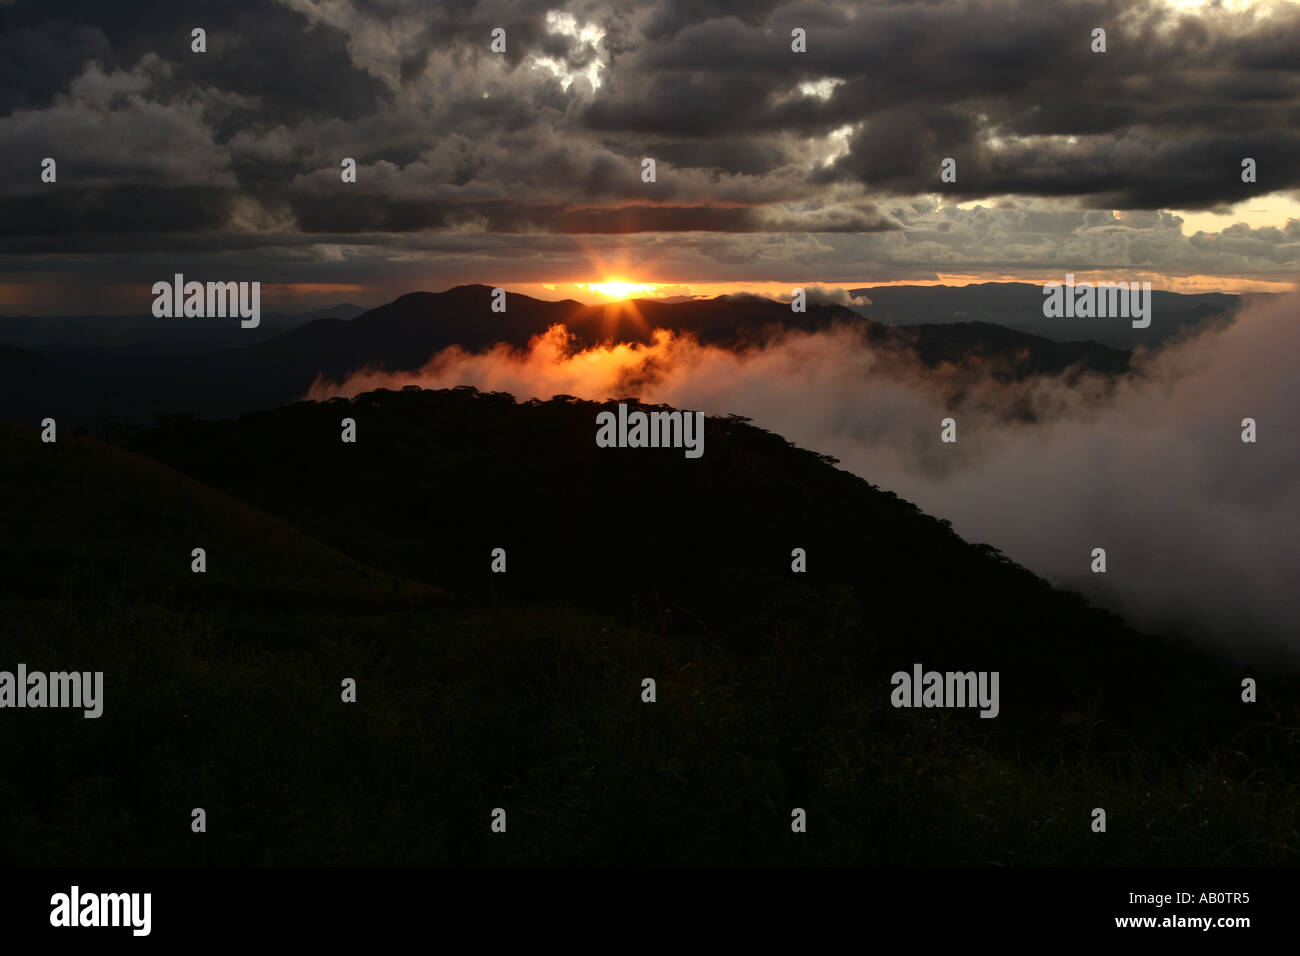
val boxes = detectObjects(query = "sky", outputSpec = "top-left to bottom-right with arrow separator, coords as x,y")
1,0 -> 1298,313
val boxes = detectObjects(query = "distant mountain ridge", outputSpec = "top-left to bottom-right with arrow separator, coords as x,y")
0,302 -> 369,352
0,282 -> 1242,428
846,282 -> 1248,349
233,283 -> 1134,382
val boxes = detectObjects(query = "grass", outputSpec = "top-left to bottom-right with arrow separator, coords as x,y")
2,416 -> 1296,866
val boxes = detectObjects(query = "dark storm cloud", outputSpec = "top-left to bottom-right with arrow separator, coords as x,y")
283,193 -> 898,234
0,186 -> 233,235
0,19 -> 113,114
0,0 -> 1296,279
579,0 -> 1300,209
641,0 -> 790,40
0,0 -> 392,122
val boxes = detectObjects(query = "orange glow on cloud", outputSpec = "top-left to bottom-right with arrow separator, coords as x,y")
307,324 -> 692,404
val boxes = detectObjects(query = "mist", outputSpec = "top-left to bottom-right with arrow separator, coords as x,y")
308,291 -> 1300,657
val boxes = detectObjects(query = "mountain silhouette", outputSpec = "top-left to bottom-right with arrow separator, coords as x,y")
242,284 -> 1132,380
2,389 -> 1295,865
128,386 -> 1289,753
1,285 -> 1187,429
847,282 -> 1244,349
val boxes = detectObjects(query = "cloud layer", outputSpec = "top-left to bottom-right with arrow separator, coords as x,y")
309,288 -> 1300,657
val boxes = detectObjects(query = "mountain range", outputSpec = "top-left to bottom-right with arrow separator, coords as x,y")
0,284 -> 1183,430
846,282 -> 1248,349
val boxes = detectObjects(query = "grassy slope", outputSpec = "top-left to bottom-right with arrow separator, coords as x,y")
0,423 -> 436,605
2,408 -> 1297,865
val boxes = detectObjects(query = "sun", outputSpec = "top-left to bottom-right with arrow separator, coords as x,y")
584,278 -> 659,300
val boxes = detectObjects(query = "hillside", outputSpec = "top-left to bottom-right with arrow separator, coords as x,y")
0,424 -> 438,605
3,390 -> 1296,866
128,387 -> 1299,764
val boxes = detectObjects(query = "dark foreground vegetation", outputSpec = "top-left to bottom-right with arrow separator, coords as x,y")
1,388 -> 1295,865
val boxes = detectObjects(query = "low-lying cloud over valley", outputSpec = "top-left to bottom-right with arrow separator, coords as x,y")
309,289 -> 1299,656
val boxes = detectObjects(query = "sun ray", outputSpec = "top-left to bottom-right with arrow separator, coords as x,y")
566,241 -> 677,339
584,279 -> 660,299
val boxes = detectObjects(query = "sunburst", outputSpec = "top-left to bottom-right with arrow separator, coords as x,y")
585,279 -> 659,299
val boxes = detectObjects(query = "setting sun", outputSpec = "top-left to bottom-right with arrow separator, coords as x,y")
583,279 -> 659,299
